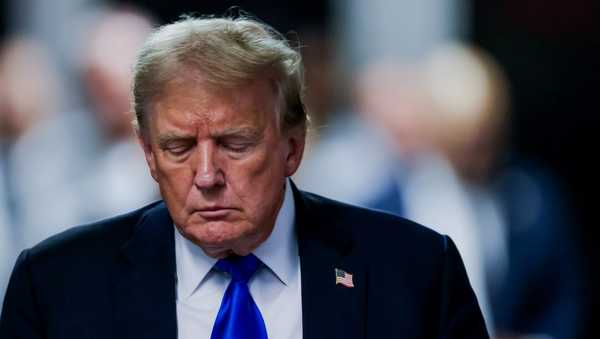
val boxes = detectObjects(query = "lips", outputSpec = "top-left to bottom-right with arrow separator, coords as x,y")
193,206 -> 236,219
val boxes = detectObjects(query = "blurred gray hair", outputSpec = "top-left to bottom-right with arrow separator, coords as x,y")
132,15 -> 307,135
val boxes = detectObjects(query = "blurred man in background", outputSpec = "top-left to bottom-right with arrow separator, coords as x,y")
0,37 -> 63,306
0,5 -> 160,306
8,7 -> 159,247
358,44 -> 583,339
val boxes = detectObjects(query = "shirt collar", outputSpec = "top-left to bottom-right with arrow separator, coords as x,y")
175,223 -> 217,299
174,179 -> 298,298
253,178 -> 298,286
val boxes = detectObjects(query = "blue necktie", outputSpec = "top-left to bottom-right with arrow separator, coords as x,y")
210,254 -> 268,339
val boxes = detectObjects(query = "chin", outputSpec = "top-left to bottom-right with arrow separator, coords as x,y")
177,217 -> 264,256
180,230 -> 234,258
180,222 -> 239,247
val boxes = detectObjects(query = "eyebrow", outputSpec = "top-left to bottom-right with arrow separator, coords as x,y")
157,132 -> 194,148
216,127 -> 262,140
156,127 -> 263,148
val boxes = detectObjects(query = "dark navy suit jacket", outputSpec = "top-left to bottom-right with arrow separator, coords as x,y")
0,186 -> 489,338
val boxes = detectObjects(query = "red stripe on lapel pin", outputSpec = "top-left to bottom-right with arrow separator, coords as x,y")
335,268 -> 354,288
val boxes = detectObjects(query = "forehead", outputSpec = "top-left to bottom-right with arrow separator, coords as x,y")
148,72 -> 281,134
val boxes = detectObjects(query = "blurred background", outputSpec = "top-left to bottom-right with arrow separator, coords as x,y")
0,0 -> 597,338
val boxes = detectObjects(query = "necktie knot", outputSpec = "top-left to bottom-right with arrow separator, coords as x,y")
215,254 -> 261,283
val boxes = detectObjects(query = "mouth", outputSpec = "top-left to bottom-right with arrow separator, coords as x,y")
193,206 -> 237,219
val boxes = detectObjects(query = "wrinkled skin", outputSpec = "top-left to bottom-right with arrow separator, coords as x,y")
139,72 -> 305,258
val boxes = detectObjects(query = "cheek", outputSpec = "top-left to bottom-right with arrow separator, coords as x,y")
227,146 -> 286,207
230,145 -> 281,180
155,157 -> 195,206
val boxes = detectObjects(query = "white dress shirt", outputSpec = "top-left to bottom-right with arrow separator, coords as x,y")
175,181 -> 303,339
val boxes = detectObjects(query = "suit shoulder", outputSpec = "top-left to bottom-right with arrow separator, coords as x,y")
301,191 -> 447,251
26,201 -> 163,263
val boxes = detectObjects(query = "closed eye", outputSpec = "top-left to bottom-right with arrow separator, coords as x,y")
159,139 -> 195,158
218,133 -> 260,155
221,142 -> 252,153
166,144 -> 193,155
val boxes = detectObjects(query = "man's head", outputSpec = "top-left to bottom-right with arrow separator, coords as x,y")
132,16 -> 307,258
82,8 -> 154,140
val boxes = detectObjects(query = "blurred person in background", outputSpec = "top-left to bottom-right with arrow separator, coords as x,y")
74,6 -> 159,220
0,36 -> 63,305
297,0 -> 466,207
359,43 -> 583,339
8,6 -> 159,248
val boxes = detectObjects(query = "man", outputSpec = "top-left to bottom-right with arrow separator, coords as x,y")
0,16 -> 489,339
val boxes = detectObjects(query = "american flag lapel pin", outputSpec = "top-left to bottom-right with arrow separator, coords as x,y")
335,268 -> 354,288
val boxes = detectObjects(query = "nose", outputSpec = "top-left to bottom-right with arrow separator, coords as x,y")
193,141 -> 225,190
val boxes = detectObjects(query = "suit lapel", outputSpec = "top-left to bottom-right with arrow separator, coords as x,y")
294,185 -> 367,339
114,203 -> 177,339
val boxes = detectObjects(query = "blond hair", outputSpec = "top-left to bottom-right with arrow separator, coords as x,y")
132,15 -> 307,134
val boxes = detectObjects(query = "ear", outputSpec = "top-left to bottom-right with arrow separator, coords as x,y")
283,125 -> 306,177
136,131 -> 159,182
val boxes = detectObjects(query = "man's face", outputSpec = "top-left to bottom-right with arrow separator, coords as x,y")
140,72 -> 305,258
